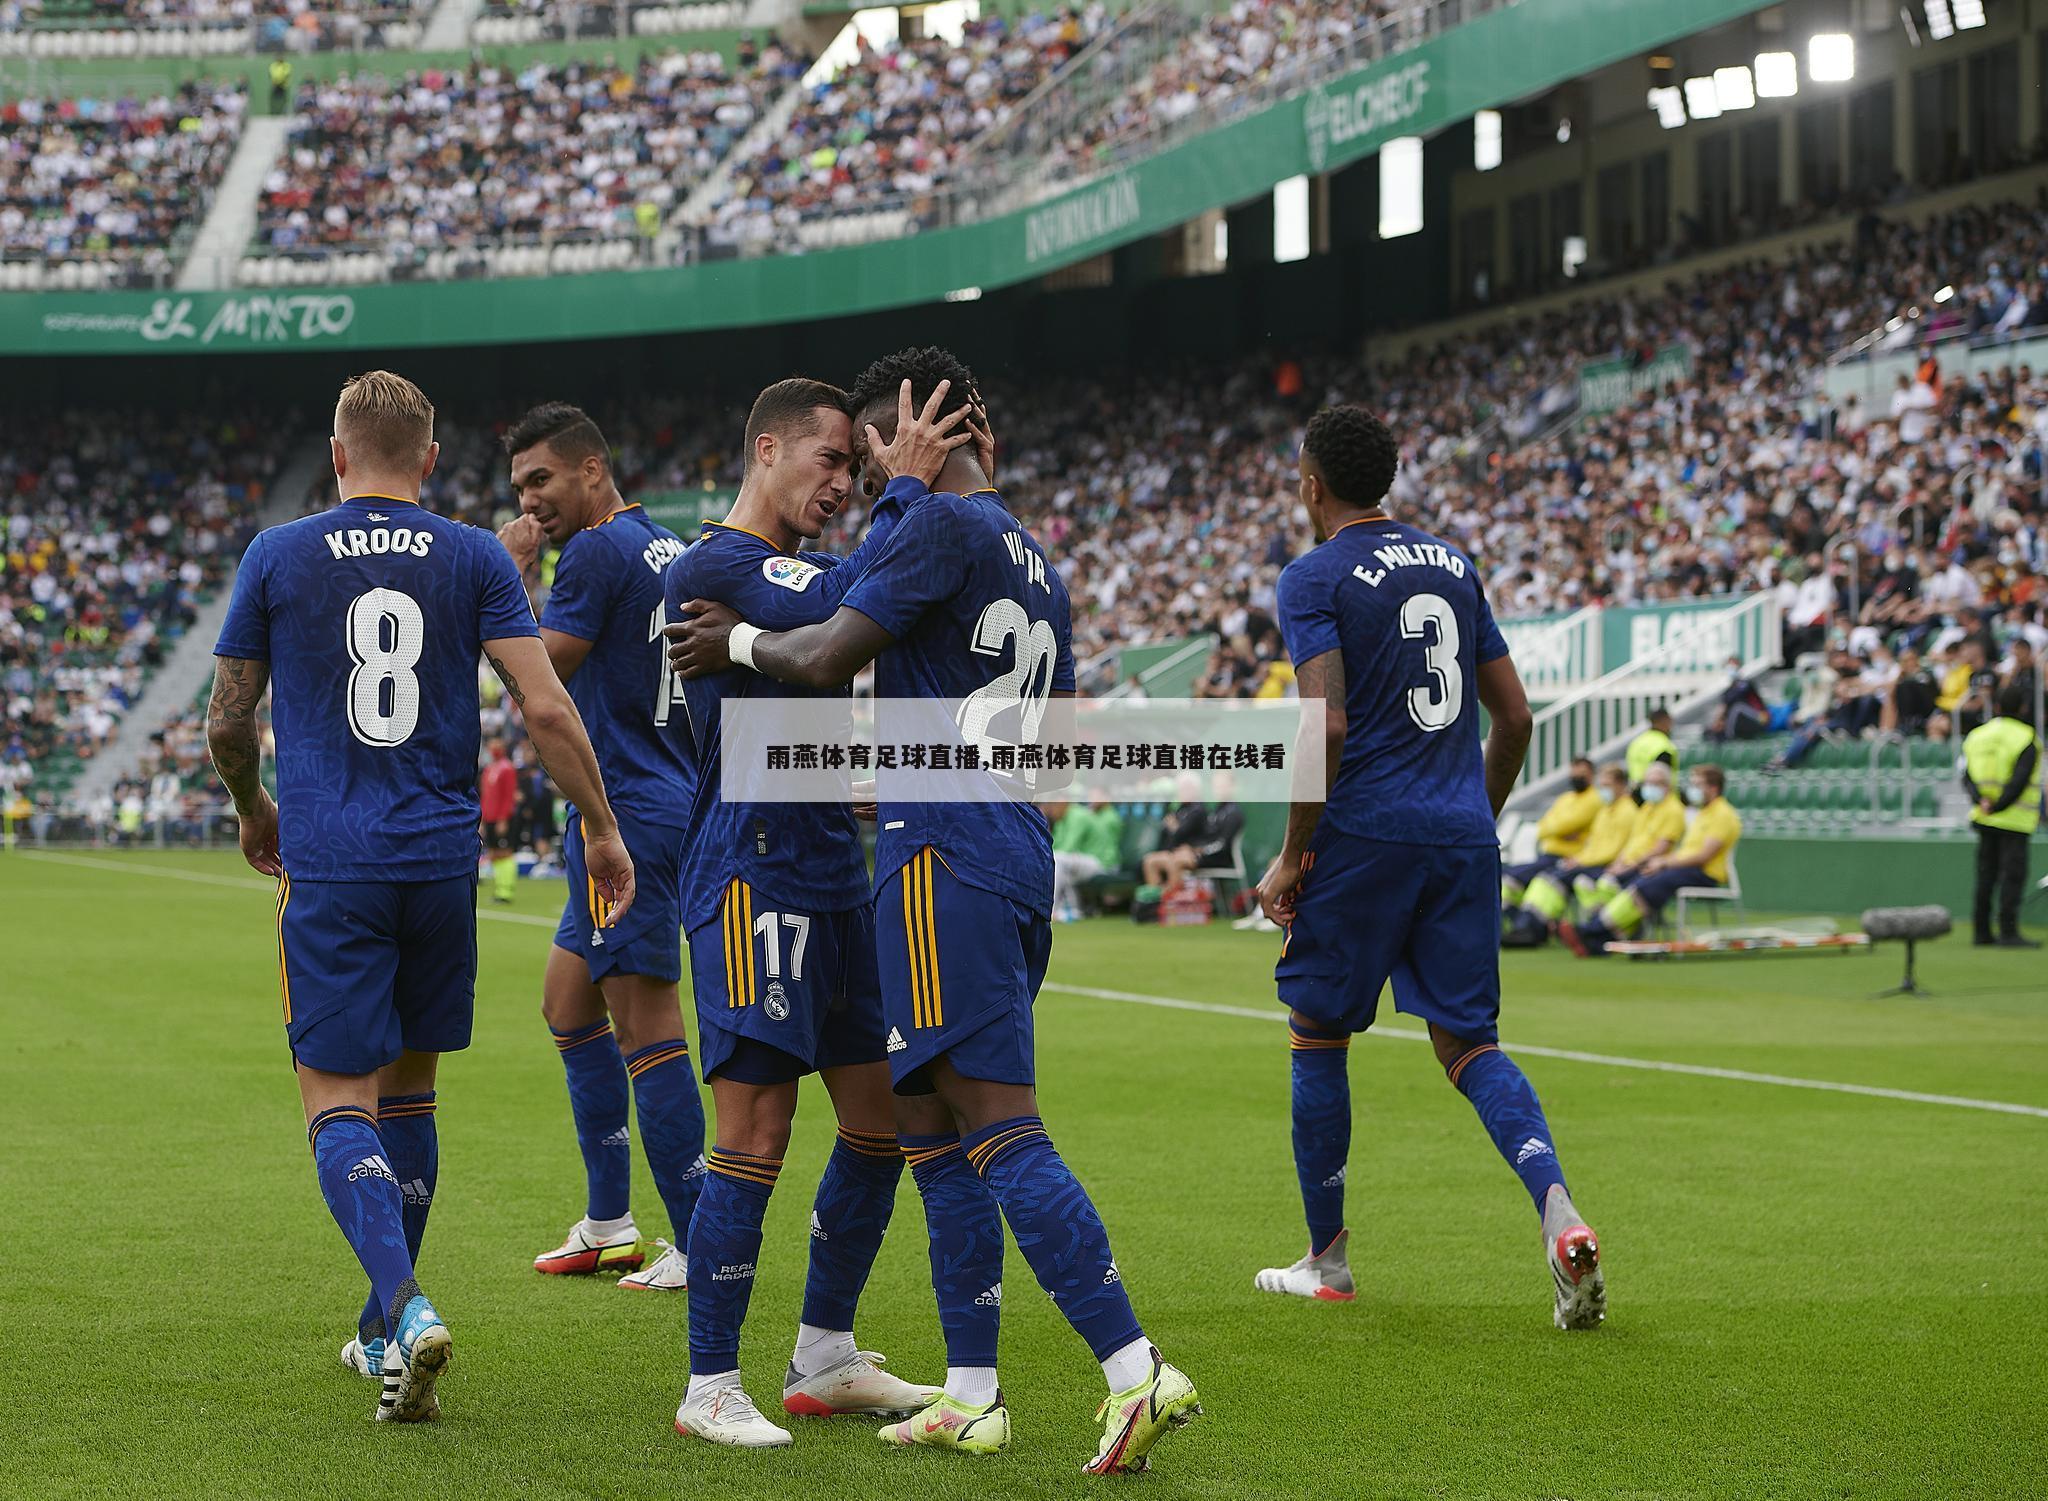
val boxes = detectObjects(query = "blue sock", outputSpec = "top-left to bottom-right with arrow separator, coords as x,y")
799,1128 -> 903,1331
963,1116 -> 1142,1363
624,1039 -> 707,1244
1289,1021 -> 1351,1255
358,1092 -> 437,1343
552,1018 -> 631,1221
686,1148 -> 780,1375
310,1107 -> 418,1338
902,1133 -> 1004,1367
1447,1044 -> 1568,1214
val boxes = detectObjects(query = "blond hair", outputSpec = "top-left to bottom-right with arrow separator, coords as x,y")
335,370 -> 435,472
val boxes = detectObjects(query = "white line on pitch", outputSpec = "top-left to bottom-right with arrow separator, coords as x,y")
21,852 -> 2048,1120
1040,981 -> 2048,1120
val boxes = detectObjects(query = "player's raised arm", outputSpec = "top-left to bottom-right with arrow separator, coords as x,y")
206,653 -> 281,877
484,632 -> 636,922
1476,653 -> 1534,819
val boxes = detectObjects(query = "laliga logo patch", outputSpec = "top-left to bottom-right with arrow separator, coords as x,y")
764,981 -> 790,1021
762,556 -> 822,592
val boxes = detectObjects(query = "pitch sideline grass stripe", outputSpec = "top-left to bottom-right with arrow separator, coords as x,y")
1039,981 -> 2048,1121
22,853 -> 2048,1120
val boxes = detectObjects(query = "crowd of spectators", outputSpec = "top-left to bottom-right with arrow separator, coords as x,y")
704,7 -> 1102,254
0,84 -> 244,277
1,0 -> 415,47
0,409 -> 285,825
253,47 -> 804,269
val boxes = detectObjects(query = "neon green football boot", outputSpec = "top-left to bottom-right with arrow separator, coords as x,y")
1083,1349 -> 1201,1475
877,1392 -> 1011,1454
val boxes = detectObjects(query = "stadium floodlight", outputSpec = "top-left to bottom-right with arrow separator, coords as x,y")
1935,284 -> 1955,302
1714,65 -> 1756,111
1683,76 -> 1723,120
1954,0 -> 1984,26
1755,51 -> 1799,97
1647,86 -> 1688,129
1555,117 -> 1572,144
1378,137 -> 1424,239
1562,235 -> 1588,278
1273,175 -> 1310,263
944,286 -> 982,302
1925,0 -> 1954,40
1809,33 -> 1854,82
1475,109 -> 1502,170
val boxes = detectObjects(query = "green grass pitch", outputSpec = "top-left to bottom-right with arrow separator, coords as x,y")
4,849 -> 2045,1500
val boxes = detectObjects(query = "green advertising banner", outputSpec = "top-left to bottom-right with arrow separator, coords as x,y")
3,0 -> 1772,356
1496,595 -> 1767,686
640,488 -> 736,535
1578,343 -> 1696,416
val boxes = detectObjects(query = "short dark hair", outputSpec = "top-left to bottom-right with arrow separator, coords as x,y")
1998,682 -> 2033,718
1649,706 -> 1673,725
1301,405 -> 1399,509
502,401 -> 610,473
1695,763 -> 1726,794
847,346 -> 979,432
743,378 -> 850,467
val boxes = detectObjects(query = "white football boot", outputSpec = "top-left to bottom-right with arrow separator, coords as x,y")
674,1382 -> 794,1448
341,1334 -> 384,1379
783,1351 -> 941,1417
532,1216 -> 643,1276
618,1237 -> 687,1292
1253,1227 -> 1355,1302
1542,1185 -> 1606,1331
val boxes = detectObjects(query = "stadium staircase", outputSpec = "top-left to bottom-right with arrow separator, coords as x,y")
175,115 -> 294,293
68,441 -> 329,810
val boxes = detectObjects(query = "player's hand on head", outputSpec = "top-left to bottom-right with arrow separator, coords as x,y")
967,398 -> 997,484
1255,851 -> 1302,927
497,514 -> 545,573
662,599 -> 740,679
584,825 -> 636,925
238,791 -> 283,878
865,377 -> 973,489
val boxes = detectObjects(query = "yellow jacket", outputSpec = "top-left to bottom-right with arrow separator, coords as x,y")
1573,797 -> 1638,867
1674,796 -> 1742,884
1536,786 -> 1603,856
1617,794 -> 1686,864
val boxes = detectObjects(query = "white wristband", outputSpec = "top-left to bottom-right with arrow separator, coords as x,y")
729,621 -> 763,671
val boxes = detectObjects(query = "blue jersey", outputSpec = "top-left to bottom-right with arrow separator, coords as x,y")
1274,516 -> 1508,849
664,480 -> 916,931
540,502 -> 693,829
214,492 -> 538,881
842,484 -> 1074,918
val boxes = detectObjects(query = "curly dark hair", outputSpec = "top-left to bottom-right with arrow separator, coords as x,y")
1301,405 -> 1398,509
847,345 -> 983,433
501,401 -> 610,473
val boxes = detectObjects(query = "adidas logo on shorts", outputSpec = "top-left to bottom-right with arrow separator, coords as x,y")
886,1027 -> 907,1054
1515,1137 -> 1554,1165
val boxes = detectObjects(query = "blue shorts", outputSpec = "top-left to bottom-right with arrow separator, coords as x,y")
1503,852 -> 1563,887
555,809 -> 686,984
1630,866 -> 1716,914
875,847 -> 1050,1095
1276,832 -> 1501,1043
686,882 -> 885,1083
279,873 -> 478,1075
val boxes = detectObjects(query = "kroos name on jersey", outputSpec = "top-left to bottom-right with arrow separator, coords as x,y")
323,524 -> 435,560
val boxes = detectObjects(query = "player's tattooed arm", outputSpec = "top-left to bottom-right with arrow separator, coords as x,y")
1256,651 -> 1342,925
1475,654 -> 1534,819
207,656 -> 282,878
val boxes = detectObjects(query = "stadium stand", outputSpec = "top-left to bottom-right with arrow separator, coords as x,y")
471,0 -> 746,45
0,83 -> 246,288
0,410 -> 286,814
243,46 -> 807,282
0,0 -> 422,55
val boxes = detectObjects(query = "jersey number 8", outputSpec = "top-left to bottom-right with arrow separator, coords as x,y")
346,587 -> 424,747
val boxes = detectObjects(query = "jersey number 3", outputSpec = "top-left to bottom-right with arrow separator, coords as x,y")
1400,592 -> 1463,733
346,588 -> 424,747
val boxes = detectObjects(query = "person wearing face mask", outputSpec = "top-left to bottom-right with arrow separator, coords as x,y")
1561,766 -> 1742,956
1501,757 -> 1601,909
1502,764 -> 1634,947
1579,763 -> 1687,912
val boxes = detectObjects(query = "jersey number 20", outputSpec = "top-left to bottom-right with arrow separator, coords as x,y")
346,588 -> 424,747
1400,592 -> 1463,733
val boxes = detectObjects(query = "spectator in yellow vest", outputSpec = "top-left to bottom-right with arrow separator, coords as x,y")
1562,765 -> 1742,956
1961,684 -> 2042,948
1579,762 -> 1686,910
1503,763 -> 1633,946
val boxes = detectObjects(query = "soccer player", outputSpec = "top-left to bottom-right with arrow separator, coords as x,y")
209,371 -> 635,1422
662,377 -> 970,1448
1250,404 -> 1605,1332
668,349 -> 1201,1475
481,738 -> 519,904
496,403 -> 705,1292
